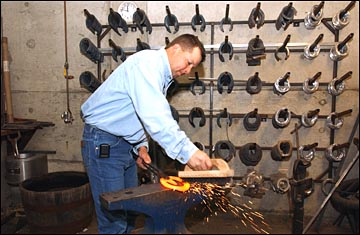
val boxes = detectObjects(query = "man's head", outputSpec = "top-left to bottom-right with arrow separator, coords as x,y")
165,34 -> 206,78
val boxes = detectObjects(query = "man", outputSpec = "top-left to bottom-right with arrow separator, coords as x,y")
81,34 -> 213,234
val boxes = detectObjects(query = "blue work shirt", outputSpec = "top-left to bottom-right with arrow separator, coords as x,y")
81,48 -> 197,164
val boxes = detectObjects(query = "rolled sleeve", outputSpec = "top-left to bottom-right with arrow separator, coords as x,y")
132,141 -> 149,155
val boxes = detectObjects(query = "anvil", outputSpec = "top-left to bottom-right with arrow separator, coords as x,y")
100,182 -> 203,234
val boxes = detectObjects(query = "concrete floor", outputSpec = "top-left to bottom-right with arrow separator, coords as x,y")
78,211 -> 355,234
2,205 -> 355,234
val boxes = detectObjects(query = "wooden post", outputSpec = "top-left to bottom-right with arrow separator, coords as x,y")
2,37 -> 14,123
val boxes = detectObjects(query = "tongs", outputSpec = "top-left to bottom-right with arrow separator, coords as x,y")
141,159 -> 169,179
132,150 -> 168,179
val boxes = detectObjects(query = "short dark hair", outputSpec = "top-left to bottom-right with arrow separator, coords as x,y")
165,34 -> 206,62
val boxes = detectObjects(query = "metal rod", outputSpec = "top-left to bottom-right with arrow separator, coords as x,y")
308,72 -> 322,84
83,9 -> 91,18
330,29 -> 339,146
279,72 -> 291,84
332,142 -> 350,151
209,23 -> 215,158
63,0 -> 73,124
63,1 -> 68,65
303,142 -> 318,151
290,123 -> 303,135
108,38 -> 116,48
321,18 -> 336,34
166,6 -> 174,26
254,2 -> 261,19
253,35 -> 260,48
195,4 -> 199,17
309,34 -> 323,52
334,71 -> 352,86
336,109 -> 352,118
313,1 -> 325,16
295,123 -> 300,160
337,33 -> 354,51
99,41 -> 338,53
307,109 -> 320,118
166,6 -> 171,16
284,2 -> 293,16
225,4 -> 229,19
282,35 -> 291,47
339,1 -> 356,19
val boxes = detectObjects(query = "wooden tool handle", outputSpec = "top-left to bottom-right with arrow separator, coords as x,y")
2,37 -> 14,123
178,158 -> 234,178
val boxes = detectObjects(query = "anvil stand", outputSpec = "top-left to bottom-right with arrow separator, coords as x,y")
100,183 -> 204,234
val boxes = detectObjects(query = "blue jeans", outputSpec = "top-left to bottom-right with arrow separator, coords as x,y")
81,123 -> 138,234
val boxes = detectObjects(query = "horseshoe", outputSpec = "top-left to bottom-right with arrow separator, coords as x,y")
190,72 -> 206,95
160,176 -> 190,192
109,39 -> 126,62
216,108 -> 232,128
191,4 -> 206,32
108,8 -> 128,36
189,107 -> 206,128
219,4 -> 233,32
217,71 -> 234,94
275,35 -> 291,61
248,2 -> 265,29
218,36 -> 233,62
133,8 -> 152,34
214,140 -> 236,162
164,5 -> 179,34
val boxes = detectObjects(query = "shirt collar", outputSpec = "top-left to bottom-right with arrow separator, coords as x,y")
160,47 -> 173,85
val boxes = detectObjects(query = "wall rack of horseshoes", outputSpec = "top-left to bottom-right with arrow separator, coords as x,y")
79,1 -> 358,207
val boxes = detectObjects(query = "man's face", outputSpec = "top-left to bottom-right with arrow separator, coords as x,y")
170,46 -> 202,78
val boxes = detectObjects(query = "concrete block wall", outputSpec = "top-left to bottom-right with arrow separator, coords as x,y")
1,1 -> 359,219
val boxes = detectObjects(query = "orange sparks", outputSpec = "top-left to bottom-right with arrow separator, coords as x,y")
185,182 -> 271,234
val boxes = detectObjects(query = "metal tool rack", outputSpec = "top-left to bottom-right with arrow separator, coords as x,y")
80,2 -> 358,233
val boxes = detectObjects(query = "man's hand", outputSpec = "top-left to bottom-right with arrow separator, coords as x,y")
136,146 -> 151,169
187,150 -> 213,170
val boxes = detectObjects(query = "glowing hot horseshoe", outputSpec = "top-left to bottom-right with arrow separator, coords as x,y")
160,176 -> 190,192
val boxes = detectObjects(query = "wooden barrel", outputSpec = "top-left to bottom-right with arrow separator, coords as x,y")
19,171 -> 94,234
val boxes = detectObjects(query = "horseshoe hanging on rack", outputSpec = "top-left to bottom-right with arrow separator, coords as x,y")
191,4 -> 206,32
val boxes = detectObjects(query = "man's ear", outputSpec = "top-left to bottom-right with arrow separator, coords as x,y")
172,43 -> 180,49
172,43 -> 181,53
